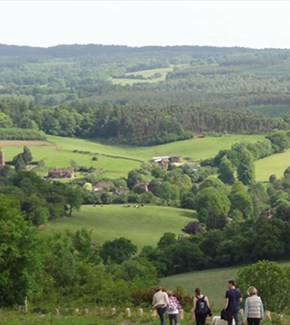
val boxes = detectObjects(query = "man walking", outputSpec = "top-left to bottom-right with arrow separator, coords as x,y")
152,286 -> 169,325
224,280 -> 242,325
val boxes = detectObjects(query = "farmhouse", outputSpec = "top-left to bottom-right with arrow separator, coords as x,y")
47,168 -> 74,179
152,156 -> 170,163
152,155 -> 181,169
169,156 -> 180,163
192,164 -> 200,172
92,181 -> 114,192
159,159 -> 169,170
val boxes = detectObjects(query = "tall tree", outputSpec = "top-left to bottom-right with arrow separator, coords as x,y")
13,153 -> 26,172
229,182 -> 254,221
22,146 -> 33,165
100,237 -> 137,264
195,187 -> 230,229
237,148 -> 255,185
0,194 -> 41,306
218,156 -> 235,184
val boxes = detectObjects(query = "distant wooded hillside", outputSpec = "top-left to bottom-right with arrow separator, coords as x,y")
1,44 -> 290,144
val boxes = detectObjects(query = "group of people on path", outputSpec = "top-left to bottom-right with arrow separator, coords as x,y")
152,280 -> 264,325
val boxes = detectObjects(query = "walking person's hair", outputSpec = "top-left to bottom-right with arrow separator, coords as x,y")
247,286 -> 257,296
195,288 -> 201,296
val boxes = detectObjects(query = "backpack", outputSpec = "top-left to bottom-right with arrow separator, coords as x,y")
196,295 -> 208,314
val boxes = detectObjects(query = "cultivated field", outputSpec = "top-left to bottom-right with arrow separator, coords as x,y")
40,205 -> 196,249
0,134 -> 264,179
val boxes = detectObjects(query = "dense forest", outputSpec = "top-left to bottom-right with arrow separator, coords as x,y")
1,44 -> 290,144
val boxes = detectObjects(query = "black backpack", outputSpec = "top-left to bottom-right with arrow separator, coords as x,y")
196,295 -> 208,314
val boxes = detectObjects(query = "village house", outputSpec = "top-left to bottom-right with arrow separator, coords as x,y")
158,159 -> 169,170
92,180 -> 114,192
191,164 -> 201,172
169,156 -> 181,163
152,155 -> 181,169
47,168 -> 74,179
133,182 -> 149,194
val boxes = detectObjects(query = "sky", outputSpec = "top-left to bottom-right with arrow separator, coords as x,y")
1,0 -> 290,49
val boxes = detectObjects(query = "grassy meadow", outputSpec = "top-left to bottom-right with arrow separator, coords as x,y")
110,66 -> 176,85
255,149 -> 290,182
161,266 -> 240,308
0,134 -> 264,179
161,262 -> 290,309
47,134 -> 263,161
0,310 -> 187,325
40,205 -> 196,249
0,310 -> 286,325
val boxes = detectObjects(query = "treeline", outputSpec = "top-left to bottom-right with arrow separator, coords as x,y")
0,128 -> 46,140
140,166 -> 290,276
0,170 -> 82,225
0,97 -> 286,145
1,45 -> 290,144
201,130 -> 290,184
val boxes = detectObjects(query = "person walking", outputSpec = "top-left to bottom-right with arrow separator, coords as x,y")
167,290 -> 181,325
193,288 -> 210,325
224,280 -> 242,325
152,286 -> 169,325
244,286 -> 264,325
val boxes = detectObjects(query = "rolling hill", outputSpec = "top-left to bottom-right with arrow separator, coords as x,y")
40,205 -> 196,249
0,134 -> 263,179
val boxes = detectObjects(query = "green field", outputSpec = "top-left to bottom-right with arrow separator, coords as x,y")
161,261 -> 290,309
40,205 -> 196,249
110,66 -> 176,85
255,149 -> 290,182
0,310 -> 180,325
1,134 -> 289,182
0,134 -> 264,179
46,134 -> 263,161
161,266 -> 240,308
0,309 -> 284,325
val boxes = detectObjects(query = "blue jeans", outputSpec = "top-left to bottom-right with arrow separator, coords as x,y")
227,310 -> 240,325
168,313 -> 178,325
157,307 -> 167,325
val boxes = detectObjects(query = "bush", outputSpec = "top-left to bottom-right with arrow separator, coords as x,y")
0,128 -> 46,140
237,260 -> 290,312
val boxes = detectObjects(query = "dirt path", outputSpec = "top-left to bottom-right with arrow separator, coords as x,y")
0,140 -> 52,146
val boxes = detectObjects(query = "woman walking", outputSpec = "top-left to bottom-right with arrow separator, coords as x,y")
167,290 -> 181,325
192,288 -> 210,325
152,286 -> 169,325
244,286 -> 264,325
